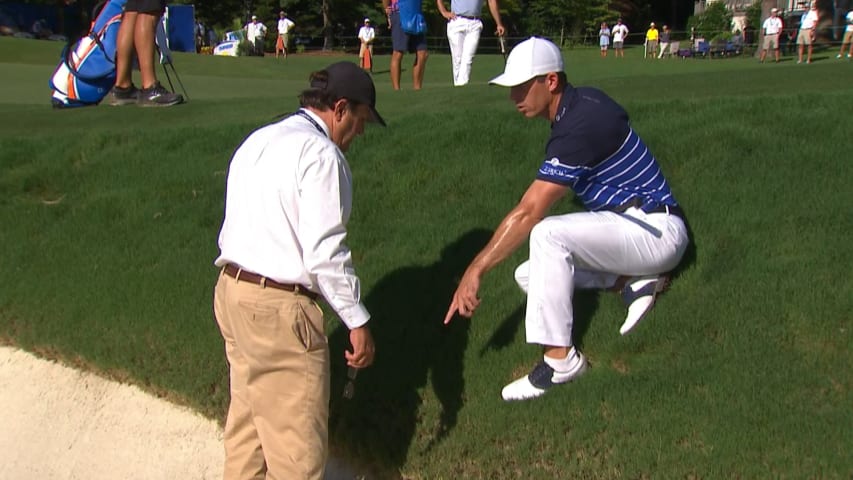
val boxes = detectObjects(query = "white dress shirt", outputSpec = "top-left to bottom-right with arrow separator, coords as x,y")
800,9 -> 818,29
215,109 -> 370,329
278,17 -> 294,35
763,16 -> 783,35
612,24 -> 628,42
246,21 -> 266,42
358,25 -> 375,43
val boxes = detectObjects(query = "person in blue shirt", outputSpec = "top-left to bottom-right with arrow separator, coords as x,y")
444,37 -> 690,402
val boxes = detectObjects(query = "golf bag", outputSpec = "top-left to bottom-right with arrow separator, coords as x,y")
49,0 -> 127,108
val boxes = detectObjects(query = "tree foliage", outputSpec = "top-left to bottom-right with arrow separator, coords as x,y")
686,1 -> 733,40
521,0 -> 618,45
744,0 -> 762,30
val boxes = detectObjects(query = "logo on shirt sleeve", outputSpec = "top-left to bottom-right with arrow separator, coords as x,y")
538,157 -> 578,184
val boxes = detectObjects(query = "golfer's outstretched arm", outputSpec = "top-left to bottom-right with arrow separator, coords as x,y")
444,180 -> 567,323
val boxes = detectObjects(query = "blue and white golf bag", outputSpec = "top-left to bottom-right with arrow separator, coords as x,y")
49,0 -> 127,108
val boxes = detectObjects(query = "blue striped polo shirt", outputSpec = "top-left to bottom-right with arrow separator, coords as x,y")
537,84 -> 678,213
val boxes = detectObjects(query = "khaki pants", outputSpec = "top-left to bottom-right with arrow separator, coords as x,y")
214,271 -> 330,480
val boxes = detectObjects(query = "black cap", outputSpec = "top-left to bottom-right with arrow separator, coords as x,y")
311,61 -> 385,126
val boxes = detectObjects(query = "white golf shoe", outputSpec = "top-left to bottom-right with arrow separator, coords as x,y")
501,351 -> 588,402
619,275 -> 666,335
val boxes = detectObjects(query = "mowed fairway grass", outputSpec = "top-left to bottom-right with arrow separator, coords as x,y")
1,36 -> 852,479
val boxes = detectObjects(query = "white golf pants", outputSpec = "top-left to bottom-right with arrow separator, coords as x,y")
514,208 -> 689,347
446,17 -> 483,86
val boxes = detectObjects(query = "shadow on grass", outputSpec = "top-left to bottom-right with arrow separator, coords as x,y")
328,228 -> 492,478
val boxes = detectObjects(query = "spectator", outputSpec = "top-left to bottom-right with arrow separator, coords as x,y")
207,26 -> 217,49
107,0 -> 183,107
213,61 -> 383,480
383,0 -> 428,90
32,19 -> 53,39
599,22 -> 610,57
435,0 -> 506,87
658,24 -> 671,58
612,18 -> 628,58
760,7 -> 783,63
796,3 -> 818,64
244,14 -> 267,56
838,8 -> 853,59
445,37 -> 690,402
194,20 -> 205,51
357,18 -> 376,72
276,10 -> 295,59
645,22 -> 658,58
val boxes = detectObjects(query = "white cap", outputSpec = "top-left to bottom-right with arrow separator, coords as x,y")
252,15 -> 258,19
771,7 -> 778,12
489,37 -> 564,87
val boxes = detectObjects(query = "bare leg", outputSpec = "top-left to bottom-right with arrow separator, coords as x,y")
114,11 -> 138,88
412,50 -> 428,90
544,346 -> 569,359
134,12 -> 159,89
390,51 -> 403,90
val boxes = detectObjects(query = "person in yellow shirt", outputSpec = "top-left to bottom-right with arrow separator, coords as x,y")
645,22 -> 659,58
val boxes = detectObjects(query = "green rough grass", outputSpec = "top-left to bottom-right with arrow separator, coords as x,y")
1,37 -> 852,479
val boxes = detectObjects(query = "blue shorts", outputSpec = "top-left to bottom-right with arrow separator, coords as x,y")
390,11 -> 427,53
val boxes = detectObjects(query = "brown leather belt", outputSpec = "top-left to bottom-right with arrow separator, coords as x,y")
223,263 -> 318,300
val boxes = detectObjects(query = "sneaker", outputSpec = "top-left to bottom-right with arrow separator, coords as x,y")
107,84 -> 140,106
138,82 -> 183,107
838,54 -> 843,59
501,352 -> 588,402
619,276 -> 666,335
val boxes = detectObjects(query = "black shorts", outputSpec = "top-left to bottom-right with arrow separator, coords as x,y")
125,0 -> 166,14
390,11 -> 427,53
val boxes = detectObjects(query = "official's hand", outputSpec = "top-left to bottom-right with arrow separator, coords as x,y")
495,25 -> 506,36
345,325 -> 375,368
444,269 -> 481,324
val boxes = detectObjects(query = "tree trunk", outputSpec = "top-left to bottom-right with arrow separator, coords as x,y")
322,0 -> 332,51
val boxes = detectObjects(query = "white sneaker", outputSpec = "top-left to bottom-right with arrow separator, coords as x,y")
620,276 -> 665,335
838,54 -> 843,59
501,352 -> 588,402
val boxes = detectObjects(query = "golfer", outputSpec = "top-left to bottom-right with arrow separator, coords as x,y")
444,37 -> 690,402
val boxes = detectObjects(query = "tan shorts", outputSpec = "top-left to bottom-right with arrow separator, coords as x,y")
797,28 -> 813,46
843,30 -> 853,44
763,33 -> 779,50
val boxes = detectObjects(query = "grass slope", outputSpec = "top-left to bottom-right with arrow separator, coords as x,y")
1,37 -> 851,479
